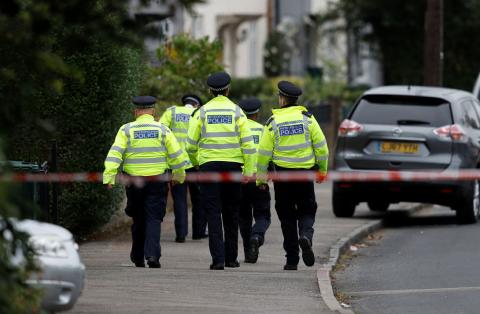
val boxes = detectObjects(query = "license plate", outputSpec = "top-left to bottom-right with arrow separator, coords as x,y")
380,141 -> 419,154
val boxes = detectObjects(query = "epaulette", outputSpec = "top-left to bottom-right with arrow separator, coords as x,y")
302,111 -> 313,118
264,115 -> 274,126
191,107 -> 200,117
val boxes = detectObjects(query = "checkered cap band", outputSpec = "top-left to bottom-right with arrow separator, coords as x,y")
209,84 -> 230,92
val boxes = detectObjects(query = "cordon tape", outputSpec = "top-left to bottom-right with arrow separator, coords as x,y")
1,170 -> 480,185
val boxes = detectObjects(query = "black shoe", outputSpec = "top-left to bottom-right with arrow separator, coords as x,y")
131,253 -> 145,267
192,234 -> 208,240
299,236 -> 315,267
245,237 -> 259,263
134,261 -> 145,268
283,264 -> 298,270
244,255 -> 256,263
146,257 -> 161,268
209,263 -> 224,270
175,237 -> 186,243
225,261 -> 240,268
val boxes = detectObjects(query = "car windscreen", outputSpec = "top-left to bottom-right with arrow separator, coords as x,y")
351,95 -> 453,127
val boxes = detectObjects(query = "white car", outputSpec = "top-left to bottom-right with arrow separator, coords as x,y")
15,219 -> 85,313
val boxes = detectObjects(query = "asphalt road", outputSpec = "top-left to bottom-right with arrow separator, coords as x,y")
69,183 -> 397,314
334,205 -> 480,314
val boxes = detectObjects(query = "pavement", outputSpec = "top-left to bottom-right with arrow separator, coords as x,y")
334,205 -> 480,314
70,183 -> 393,314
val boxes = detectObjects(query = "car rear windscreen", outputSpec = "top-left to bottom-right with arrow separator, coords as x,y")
351,95 -> 453,127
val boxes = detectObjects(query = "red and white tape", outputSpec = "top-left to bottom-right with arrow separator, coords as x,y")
1,170 -> 480,184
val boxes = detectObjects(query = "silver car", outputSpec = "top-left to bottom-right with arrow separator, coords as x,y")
15,219 -> 85,313
333,86 -> 480,223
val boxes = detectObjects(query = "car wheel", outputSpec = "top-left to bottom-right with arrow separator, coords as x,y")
332,185 -> 356,218
456,180 -> 480,224
367,201 -> 390,212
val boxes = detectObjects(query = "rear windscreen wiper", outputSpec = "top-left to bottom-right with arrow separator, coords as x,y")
396,119 -> 430,125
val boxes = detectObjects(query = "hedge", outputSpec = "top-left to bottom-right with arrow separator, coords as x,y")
7,32 -> 144,236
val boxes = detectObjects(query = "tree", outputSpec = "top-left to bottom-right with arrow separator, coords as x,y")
263,30 -> 292,77
336,0 -> 480,90
142,34 -> 224,108
0,0 -> 203,311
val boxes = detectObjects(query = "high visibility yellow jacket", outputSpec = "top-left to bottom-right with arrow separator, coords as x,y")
103,114 -> 191,185
256,105 -> 329,185
159,105 -> 195,151
246,118 -> 264,173
187,108 -> 201,166
186,95 -> 256,176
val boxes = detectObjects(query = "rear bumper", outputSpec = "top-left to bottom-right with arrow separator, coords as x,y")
333,179 -> 468,207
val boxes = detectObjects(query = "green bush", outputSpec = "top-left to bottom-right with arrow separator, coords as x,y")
0,160 -> 42,313
0,217 -> 42,313
228,77 -> 274,100
141,34 -> 224,114
53,34 -> 142,235
8,35 -> 143,236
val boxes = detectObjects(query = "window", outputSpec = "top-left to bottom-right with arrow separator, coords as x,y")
351,96 -> 452,127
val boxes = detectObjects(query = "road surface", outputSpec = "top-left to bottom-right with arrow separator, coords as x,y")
335,205 -> 480,314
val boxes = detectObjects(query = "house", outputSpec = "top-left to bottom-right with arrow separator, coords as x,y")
128,0 -> 382,87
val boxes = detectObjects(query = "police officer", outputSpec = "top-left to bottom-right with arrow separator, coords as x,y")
159,94 -> 207,241
186,72 -> 255,270
237,98 -> 271,263
256,81 -> 329,270
103,96 -> 191,268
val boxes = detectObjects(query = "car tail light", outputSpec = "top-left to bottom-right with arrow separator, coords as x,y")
338,119 -> 363,137
433,124 -> 466,141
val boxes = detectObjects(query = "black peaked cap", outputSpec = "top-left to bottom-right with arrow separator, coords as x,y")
278,81 -> 302,98
239,97 -> 262,114
181,94 -> 203,106
207,72 -> 231,91
132,96 -> 157,108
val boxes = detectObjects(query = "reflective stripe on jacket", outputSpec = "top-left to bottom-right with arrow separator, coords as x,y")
247,119 -> 264,173
186,95 -> 255,176
103,114 -> 191,184
159,105 -> 195,151
256,105 -> 329,185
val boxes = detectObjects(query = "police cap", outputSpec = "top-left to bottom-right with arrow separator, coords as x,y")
207,72 -> 231,91
239,97 -> 262,115
181,94 -> 203,106
132,96 -> 156,108
278,81 -> 302,98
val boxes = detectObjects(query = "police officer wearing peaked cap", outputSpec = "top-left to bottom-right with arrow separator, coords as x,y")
159,93 -> 206,242
238,97 -> 272,263
104,96 -> 191,268
256,81 -> 329,270
186,72 -> 256,270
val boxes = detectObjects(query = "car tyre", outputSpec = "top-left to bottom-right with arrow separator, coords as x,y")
367,201 -> 390,212
456,180 -> 480,224
332,184 -> 356,217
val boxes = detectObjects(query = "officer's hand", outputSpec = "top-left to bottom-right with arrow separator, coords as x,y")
171,180 -> 180,186
242,175 -> 253,184
316,173 -> 327,184
258,183 -> 268,190
106,184 -> 113,190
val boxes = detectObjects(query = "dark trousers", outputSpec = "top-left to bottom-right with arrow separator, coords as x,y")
169,168 -> 206,238
239,182 -> 271,254
125,181 -> 168,262
273,166 -> 317,265
170,182 -> 188,238
199,161 -> 242,265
